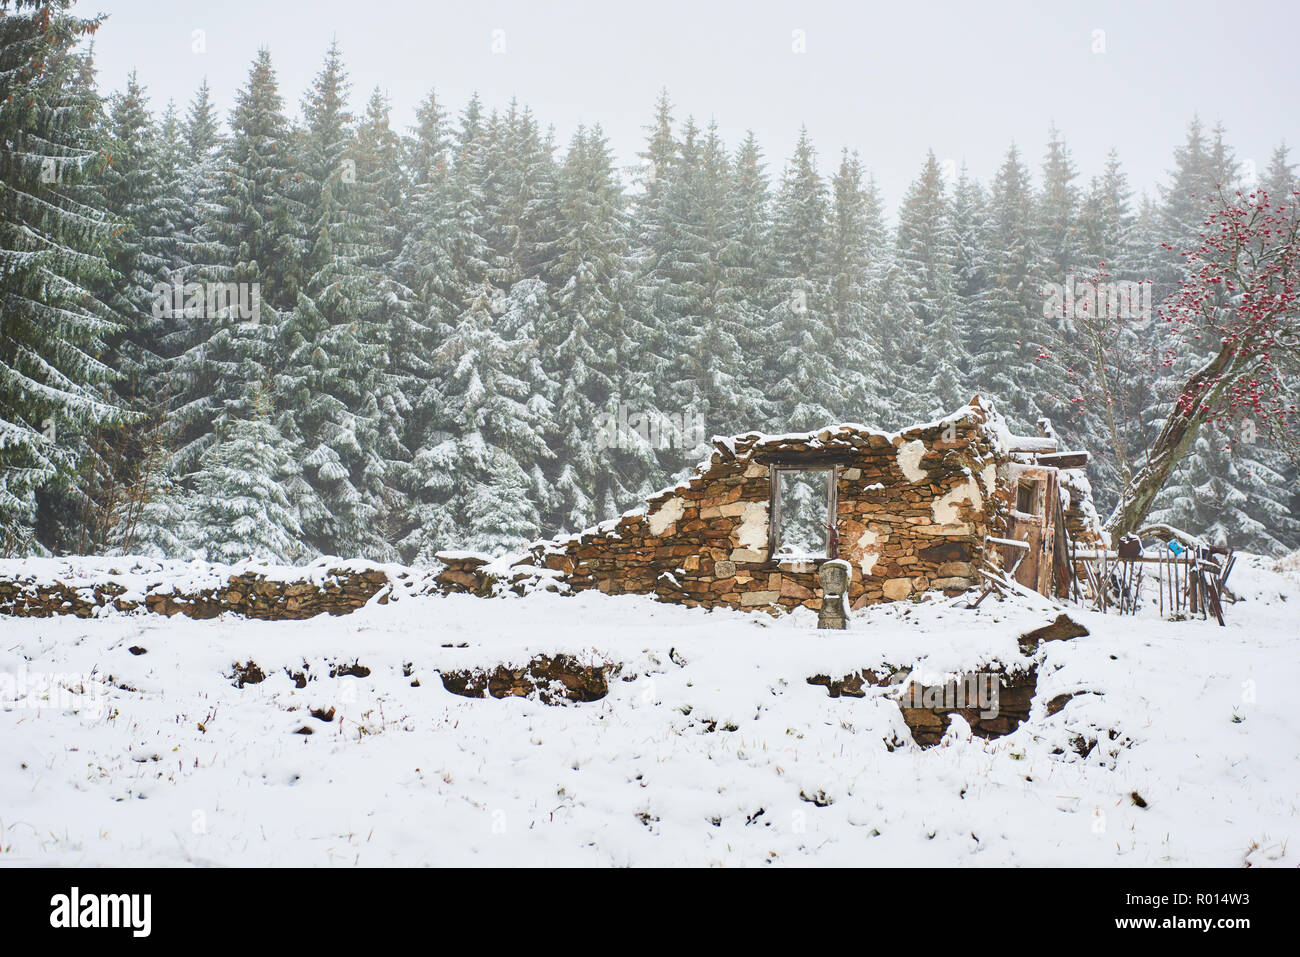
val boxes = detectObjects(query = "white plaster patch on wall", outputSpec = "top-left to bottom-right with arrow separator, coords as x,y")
981,464 -> 997,496
856,526 -> 884,576
897,439 -> 928,483
932,478 -> 983,526
647,495 -> 685,535
734,501 -> 769,550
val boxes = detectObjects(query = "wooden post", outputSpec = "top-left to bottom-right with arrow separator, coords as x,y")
1157,549 -> 1164,618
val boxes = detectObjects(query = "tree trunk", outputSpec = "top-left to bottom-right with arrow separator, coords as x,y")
1103,341 -> 1239,542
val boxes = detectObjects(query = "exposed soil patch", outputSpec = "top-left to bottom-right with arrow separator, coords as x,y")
897,668 -> 1038,747
440,654 -> 612,704
228,661 -> 266,688
1045,690 -> 1103,716
1018,614 -> 1090,654
806,667 -> 903,698
329,661 -> 371,679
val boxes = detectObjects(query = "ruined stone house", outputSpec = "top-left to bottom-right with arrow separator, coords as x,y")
436,396 -> 1103,613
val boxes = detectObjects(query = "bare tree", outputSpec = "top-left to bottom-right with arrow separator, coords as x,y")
1106,188 -> 1299,540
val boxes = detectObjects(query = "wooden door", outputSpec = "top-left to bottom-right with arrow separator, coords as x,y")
1004,466 -> 1059,596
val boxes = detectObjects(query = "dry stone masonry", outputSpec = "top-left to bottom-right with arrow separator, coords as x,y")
0,558 -> 436,621
437,397 -> 1084,613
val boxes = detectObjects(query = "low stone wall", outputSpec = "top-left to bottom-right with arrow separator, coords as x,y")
141,568 -> 398,620
807,664 -> 1037,747
440,655 -> 615,704
0,559 -> 436,621
896,670 -> 1037,746
439,403 -> 1008,613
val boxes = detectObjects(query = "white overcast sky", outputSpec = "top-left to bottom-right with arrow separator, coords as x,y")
89,0 -> 1300,215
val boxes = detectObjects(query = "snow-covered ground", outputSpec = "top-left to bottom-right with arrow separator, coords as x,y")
2,554 -> 1297,867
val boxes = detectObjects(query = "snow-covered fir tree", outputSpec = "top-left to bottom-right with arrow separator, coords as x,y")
277,42 -> 392,558
968,144 -> 1054,428
893,150 -> 965,419
0,1 -> 126,553
764,127 -> 838,432
824,149 -> 893,424
535,124 -> 653,533
191,386 -> 308,564
409,282 -> 551,557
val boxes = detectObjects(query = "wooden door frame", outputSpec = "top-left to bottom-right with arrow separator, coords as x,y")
1004,464 -> 1060,596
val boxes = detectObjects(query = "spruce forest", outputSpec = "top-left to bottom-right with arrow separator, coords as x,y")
2,0 -> 1297,566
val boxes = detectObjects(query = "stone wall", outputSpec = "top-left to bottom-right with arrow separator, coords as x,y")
1060,468 -> 1107,546
0,560 -> 434,620
439,401 -> 1010,613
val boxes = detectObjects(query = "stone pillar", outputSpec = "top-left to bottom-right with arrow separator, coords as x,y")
817,559 -> 851,630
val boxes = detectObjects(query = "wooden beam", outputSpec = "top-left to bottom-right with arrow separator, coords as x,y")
1035,450 -> 1090,468
756,452 -> 857,467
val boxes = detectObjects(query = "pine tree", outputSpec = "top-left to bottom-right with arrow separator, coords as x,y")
535,124 -> 652,532
654,119 -> 761,442
824,149 -> 892,423
173,48 -> 306,557
628,89 -> 682,405
1036,125 -> 1083,279
191,387 -> 308,564
719,130 -> 775,428
765,127 -> 837,431
1158,117 -> 1237,287
391,90 -> 496,561
98,73 -> 178,397
1078,149 -> 1136,270
893,150 -> 964,418
1261,142 -> 1297,204
483,100 -> 556,286
450,94 -> 511,290
968,144 -> 1053,427
114,86 -> 220,557
1149,427 -> 1300,554
171,77 -> 222,284
277,42 -> 391,558
353,86 -> 414,551
948,162 -> 988,368
87,74 -> 192,553
173,49 -> 297,465
409,282 -> 550,558
0,1 -> 127,553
